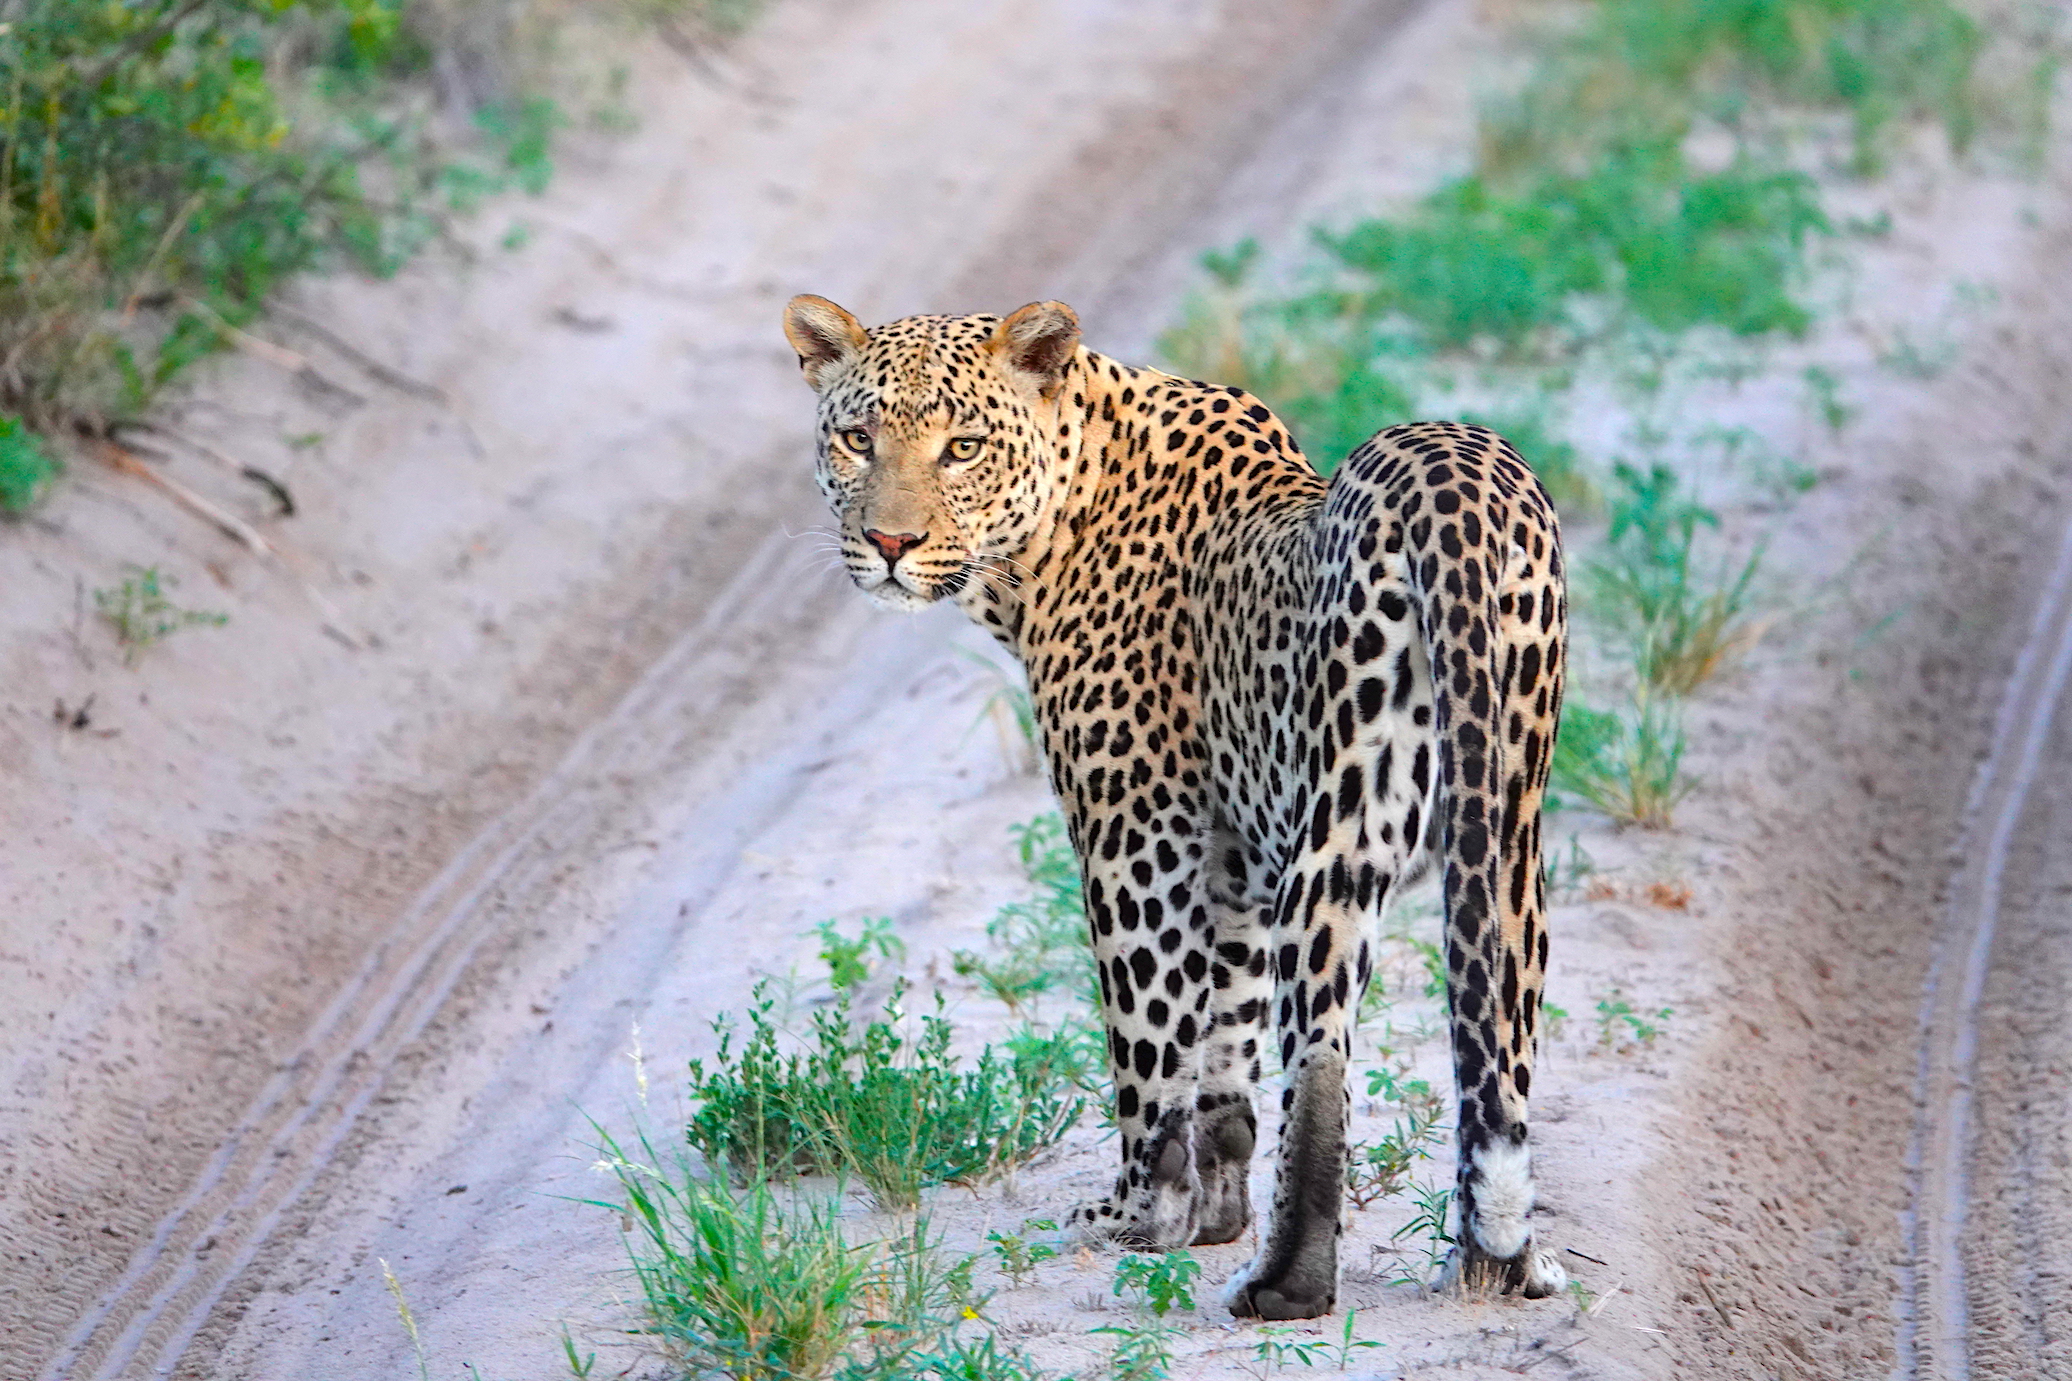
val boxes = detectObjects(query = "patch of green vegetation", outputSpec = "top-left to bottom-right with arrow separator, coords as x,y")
584,1126 -> 1027,1381
1156,0 -> 2032,513
0,0 -> 759,459
0,416 -> 60,513
1550,697 -> 1693,829
684,981 -> 1084,1210
1319,149 -> 1829,350
94,567 -> 228,663
815,916 -> 904,993
985,1219 -> 1059,1288
1594,989 -> 1673,1048
1252,1312 -> 1385,1373
1,1 -> 430,431
1091,1317 -> 1177,1381
952,814 -> 1095,1018
1384,1180 -> 1456,1287
1112,1251 -> 1200,1318
1345,1098 -> 1442,1211
1510,0 -> 1995,179
1585,462 -> 1766,696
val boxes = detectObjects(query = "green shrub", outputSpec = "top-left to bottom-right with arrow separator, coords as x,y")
685,982 -> 1085,1209
815,917 -> 905,993
1111,1251 -> 1199,1318
0,1 -> 425,429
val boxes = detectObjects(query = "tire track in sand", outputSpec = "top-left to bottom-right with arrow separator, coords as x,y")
1900,513 -> 2072,1378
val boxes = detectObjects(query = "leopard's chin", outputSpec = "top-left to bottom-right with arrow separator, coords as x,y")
856,576 -> 946,612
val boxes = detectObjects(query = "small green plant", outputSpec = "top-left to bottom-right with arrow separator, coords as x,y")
1092,1318 -> 1176,1381
1406,936 -> 1447,1001
1360,1065 -> 1436,1109
585,1139 -> 871,1381
94,567 -> 228,663
1112,1251 -> 1200,1317
952,815 -> 1094,1018
684,981 -> 1084,1209
559,1328 -> 596,1379
586,1119 -> 1020,1381
814,917 -> 904,993
1345,1100 -> 1443,1210
1251,1310 -> 1385,1372
1385,1182 -> 1456,1287
985,1220 -> 1059,1288
1594,990 -> 1673,1049
1540,1001 -> 1570,1041
0,417 -> 60,513
1545,834 -> 1598,899
1549,697 -> 1693,829
1803,365 -> 1854,434
1585,462 -> 1766,696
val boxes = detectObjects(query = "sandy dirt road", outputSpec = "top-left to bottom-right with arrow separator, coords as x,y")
4,1 -> 2072,1378
1,0 -> 1430,1375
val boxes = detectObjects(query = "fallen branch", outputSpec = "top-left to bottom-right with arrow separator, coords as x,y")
103,441 -> 279,560
116,422 -> 296,516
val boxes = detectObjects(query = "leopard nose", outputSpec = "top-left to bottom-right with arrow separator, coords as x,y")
864,528 -> 926,566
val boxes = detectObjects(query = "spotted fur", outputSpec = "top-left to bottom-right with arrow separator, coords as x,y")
782,296 -> 1568,1318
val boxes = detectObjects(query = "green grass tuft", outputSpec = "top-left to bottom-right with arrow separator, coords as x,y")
1585,462 -> 1767,695
684,982 -> 1084,1210
1550,695 -> 1693,829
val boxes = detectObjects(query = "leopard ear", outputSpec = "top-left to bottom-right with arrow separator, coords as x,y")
783,295 -> 869,392
990,301 -> 1080,397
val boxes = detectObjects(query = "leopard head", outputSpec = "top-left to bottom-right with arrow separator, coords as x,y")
781,296 -> 1081,611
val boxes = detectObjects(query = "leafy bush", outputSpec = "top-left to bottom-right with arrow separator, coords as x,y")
0,1 -> 436,430
1111,1251 -> 1200,1317
685,982 -> 1085,1209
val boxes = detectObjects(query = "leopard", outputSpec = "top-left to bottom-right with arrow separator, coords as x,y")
781,294 -> 1569,1320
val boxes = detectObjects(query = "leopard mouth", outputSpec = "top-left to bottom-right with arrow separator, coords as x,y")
851,560 -> 950,610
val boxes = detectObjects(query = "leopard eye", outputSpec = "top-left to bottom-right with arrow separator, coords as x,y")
944,436 -> 984,463
837,428 -> 873,455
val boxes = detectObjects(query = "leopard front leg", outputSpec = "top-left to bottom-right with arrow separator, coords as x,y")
1067,850 -> 1220,1250
1189,887 -> 1271,1246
